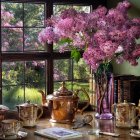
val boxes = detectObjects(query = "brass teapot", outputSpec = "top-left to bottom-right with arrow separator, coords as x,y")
39,82 -> 90,123
16,101 -> 43,127
112,100 -> 137,128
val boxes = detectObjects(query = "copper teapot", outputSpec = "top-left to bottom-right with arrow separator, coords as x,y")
39,82 -> 90,123
112,100 -> 137,128
16,101 -> 43,127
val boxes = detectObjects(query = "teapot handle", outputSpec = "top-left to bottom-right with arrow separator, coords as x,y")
37,106 -> 43,120
75,88 -> 90,114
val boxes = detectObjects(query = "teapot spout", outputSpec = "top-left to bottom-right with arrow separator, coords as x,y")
38,90 -> 47,105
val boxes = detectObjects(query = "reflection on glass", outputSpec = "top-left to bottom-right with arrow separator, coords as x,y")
24,28 -> 44,51
2,28 -> 23,52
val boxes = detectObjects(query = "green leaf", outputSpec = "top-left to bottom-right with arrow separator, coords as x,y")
58,38 -> 72,45
71,49 -> 81,63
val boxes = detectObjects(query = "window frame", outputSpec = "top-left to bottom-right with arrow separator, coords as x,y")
0,0 -> 107,104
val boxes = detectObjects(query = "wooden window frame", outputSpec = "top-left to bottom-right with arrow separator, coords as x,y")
0,0 -> 107,104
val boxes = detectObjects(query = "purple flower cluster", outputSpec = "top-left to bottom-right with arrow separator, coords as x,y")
38,0 -> 140,71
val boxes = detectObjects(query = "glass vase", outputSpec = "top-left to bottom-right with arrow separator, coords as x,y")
94,64 -> 114,120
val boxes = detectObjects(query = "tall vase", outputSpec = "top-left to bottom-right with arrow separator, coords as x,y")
94,63 -> 114,120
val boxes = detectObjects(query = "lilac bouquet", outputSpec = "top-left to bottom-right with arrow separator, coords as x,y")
38,0 -> 140,72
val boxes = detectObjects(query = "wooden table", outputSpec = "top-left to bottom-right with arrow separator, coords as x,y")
20,112 -> 139,140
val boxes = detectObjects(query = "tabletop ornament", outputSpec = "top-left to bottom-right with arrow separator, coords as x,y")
72,114 -> 93,129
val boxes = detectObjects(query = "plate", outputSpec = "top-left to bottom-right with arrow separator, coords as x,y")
130,132 -> 140,138
0,131 -> 28,140
130,129 -> 140,138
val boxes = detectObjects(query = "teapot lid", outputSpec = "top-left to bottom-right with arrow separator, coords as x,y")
53,82 -> 73,96
47,82 -> 74,100
17,100 -> 37,107
118,100 -> 135,106
0,105 -> 9,111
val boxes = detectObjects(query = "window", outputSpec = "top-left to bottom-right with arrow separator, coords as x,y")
0,0 -> 106,109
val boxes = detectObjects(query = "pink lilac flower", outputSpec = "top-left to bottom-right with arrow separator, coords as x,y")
38,27 -> 57,44
38,0 -> 140,71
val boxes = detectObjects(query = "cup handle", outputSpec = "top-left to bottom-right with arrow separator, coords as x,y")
37,106 -> 43,120
75,88 -> 90,114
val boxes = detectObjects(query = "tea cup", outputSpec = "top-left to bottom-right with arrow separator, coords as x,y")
1,119 -> 22,137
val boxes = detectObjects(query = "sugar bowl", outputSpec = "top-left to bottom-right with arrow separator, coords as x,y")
16,101 -> 43,127
112,100 -> 137,128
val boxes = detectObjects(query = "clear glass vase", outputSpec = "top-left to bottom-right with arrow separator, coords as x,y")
94,63 -> 114,120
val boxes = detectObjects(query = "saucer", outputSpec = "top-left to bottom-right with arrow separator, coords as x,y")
130,132 -> 140,138
0,131 -> 28,140
130,129 -> 140,138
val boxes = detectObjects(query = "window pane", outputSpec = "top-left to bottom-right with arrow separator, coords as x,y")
2,85 -> 24,110
25,87 -> 42,104
24,3 -> 45,27
2,28 -> 23,52
2,62 -> 24,86
1,3 -> 23,27
25,61 -> 46,89
53,5 -> 90,15
2,61 -> 46,109
73,59 -> 90,80
24,28 -> 44,51
54,59 -> 90,94
54,59 -> 72,82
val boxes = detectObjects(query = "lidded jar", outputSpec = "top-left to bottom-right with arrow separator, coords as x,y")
47,82 -> 90,123
113,100 -> 136,128
16,101 -> 43,127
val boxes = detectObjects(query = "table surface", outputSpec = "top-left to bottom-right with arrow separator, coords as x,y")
17,112 -> 140,140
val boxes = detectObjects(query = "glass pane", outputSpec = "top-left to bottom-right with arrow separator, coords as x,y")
24,28 -> 44,51
1,3 -> 23,27
2,62 -> 24,86
24,3 -> 45,27
2,61 -> 46,108
2,86 -> 24,110
25,61 -> 46,105
53,5 -> 90,15
25,87 -> 42,105
73,59 -> 90,94
2,28 -> 23,52
25,61 -> 46,89
54,59 -> 72,82
73,59 -> 90,80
